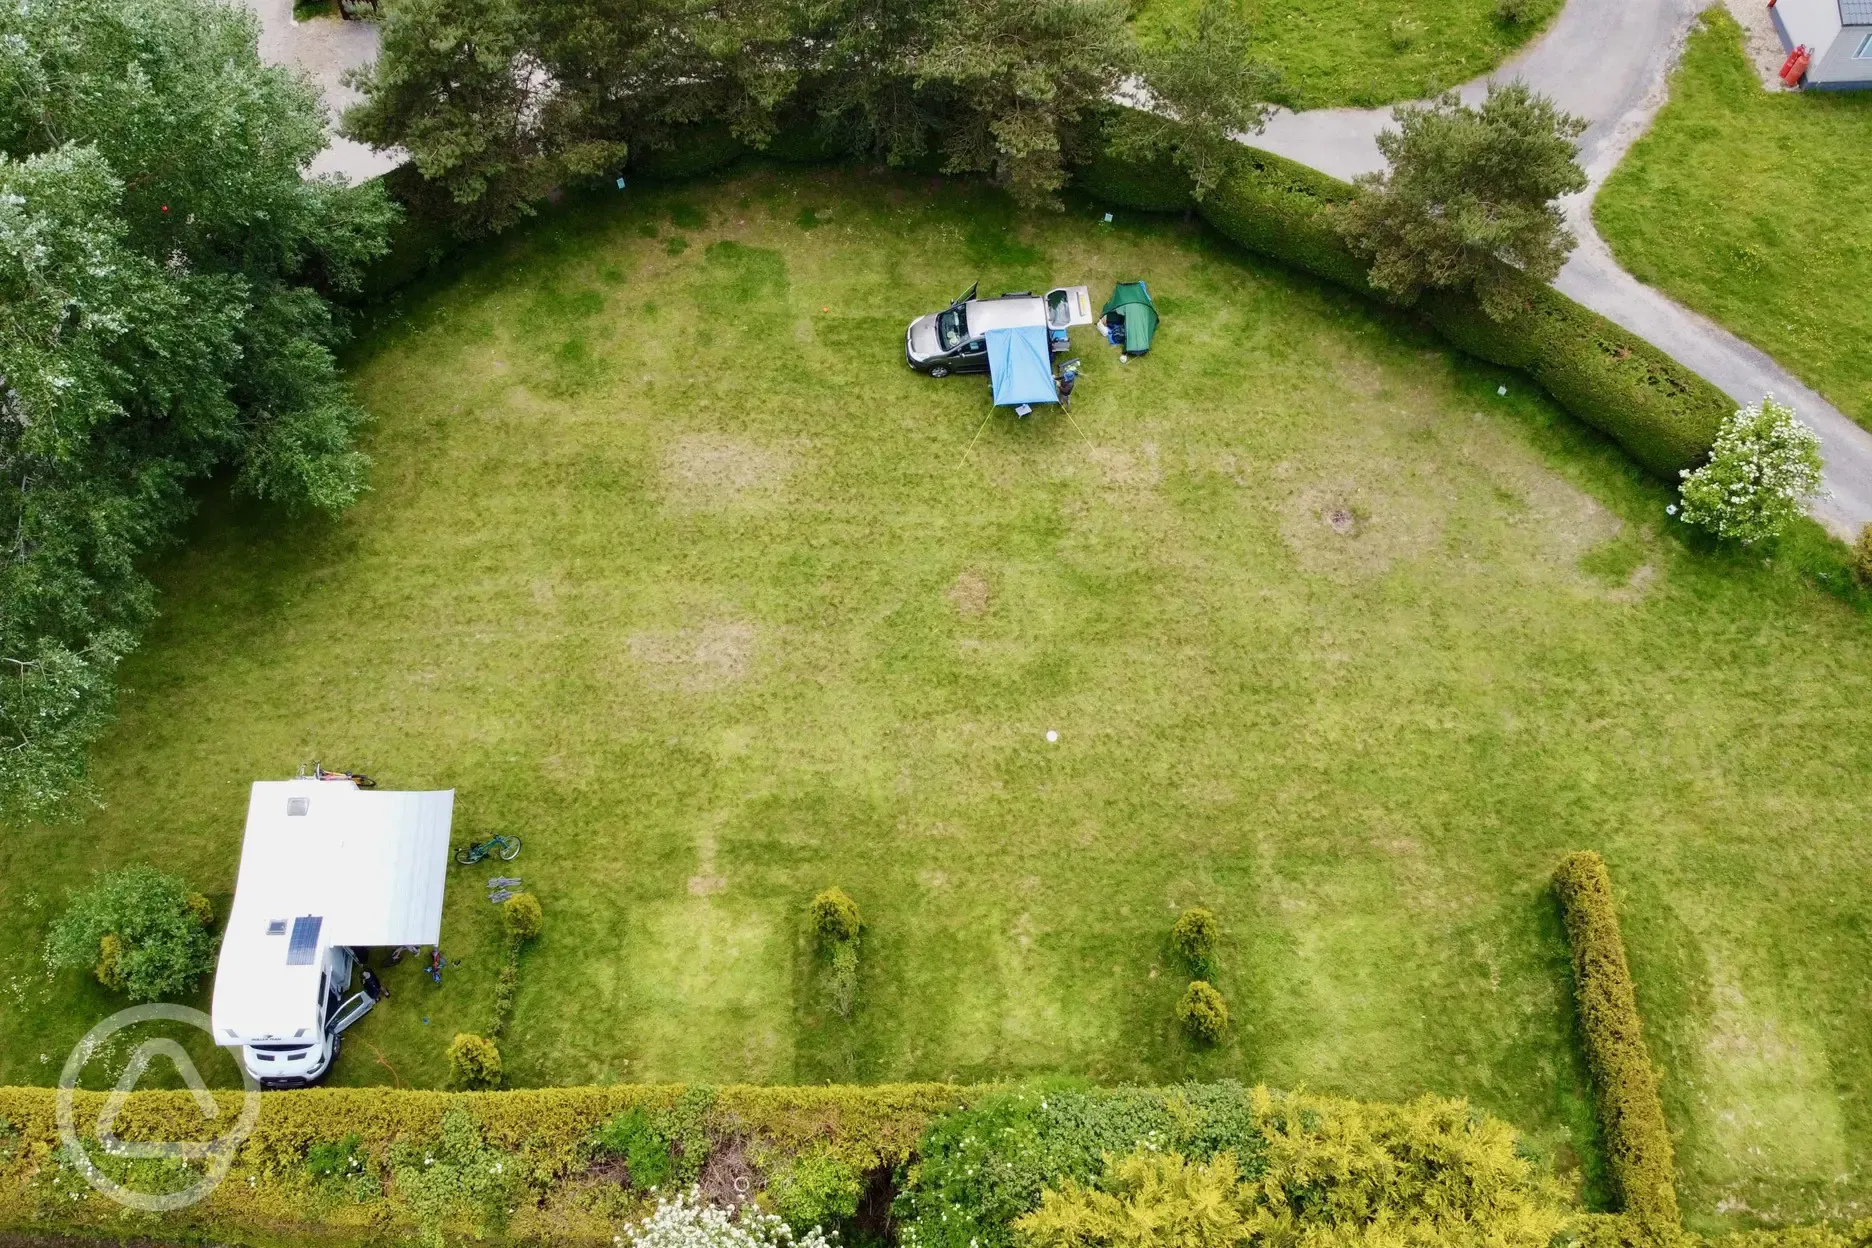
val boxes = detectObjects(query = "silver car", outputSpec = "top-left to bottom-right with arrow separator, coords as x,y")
907,282 -> 1094,377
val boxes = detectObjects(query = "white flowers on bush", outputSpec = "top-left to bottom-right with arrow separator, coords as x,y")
1678,396 -> 1825,544
626,1187 -> 834,1248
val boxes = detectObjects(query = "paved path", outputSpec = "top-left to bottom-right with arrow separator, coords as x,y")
1251,0 -> 1872,539
239,0 -> 399,184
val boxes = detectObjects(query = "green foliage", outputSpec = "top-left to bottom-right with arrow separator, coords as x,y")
305,1133 -> 366,1181
826,939 -> 859,1020
1854,524 -> 1872,587
763,1145 -> 863,1230
348,0 -> 1271,224
503,892 -> 544,942
895,1083 -> 1267,1248
1553,852 -> 1679,1236
1677,397 -> 1826,544
1176,981 -> 1229,1044
1337,82 -> 1587,320
1495,0 -> 1536,23
43,866 -> 216,1002
810,888 -> 861,944
1097,0 -> 1278,199
0,0 -> 393,816
596,1106 -> 675,1189
1169,907 -> 1219,978
1017,1099 -> 1566,1248
446,1033 -> 503,1091
388,1108 -> 518,1247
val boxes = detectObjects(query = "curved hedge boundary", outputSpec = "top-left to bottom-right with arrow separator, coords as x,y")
352,115 -> 1730,481
1553,851 -> 1680,1236
1075,137 -> 1730,479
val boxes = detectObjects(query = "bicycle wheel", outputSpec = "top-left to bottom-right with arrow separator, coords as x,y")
454,845 -> 478,866
498,836 -> 522,861
353,773 -> 377,789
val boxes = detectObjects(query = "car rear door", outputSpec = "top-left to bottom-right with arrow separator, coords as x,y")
1045,286 -> 1094,328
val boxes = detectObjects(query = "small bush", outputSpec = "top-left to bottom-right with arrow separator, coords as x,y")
598,1106 -> 675,1188
44,865 -> 218,1002
446,1033 -> 503,1090
1854,524 -> 1872,587
764,1146 -> 863,1230
1177,981 -> 1229,1044
826,939 -> 859,1019
1553,851 -> 1678,1235
1170,907 -> 1219,978
810,888 -> 861,944
1678,397 -> 1826,544
1387,15 -> 1422,48
1494,0 -> 1534,23
503,892 -> 544,942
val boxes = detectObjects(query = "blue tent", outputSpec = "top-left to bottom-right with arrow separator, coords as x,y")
985,326 -> 1059,407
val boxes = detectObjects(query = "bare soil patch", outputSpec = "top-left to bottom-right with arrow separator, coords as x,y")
946,568 -> 991,617
628,620 -> 758,691
661,434 -> 795,508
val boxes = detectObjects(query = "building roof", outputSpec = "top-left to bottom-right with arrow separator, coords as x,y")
1841,0 -> 1872,23
210,780 -> 454,1043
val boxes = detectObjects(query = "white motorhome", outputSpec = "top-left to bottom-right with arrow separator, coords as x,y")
210,777 -> 455,1088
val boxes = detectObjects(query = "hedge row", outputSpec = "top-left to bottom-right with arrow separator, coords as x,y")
1553,851 -> 1681,1236
0,1082 -> 962,1244
1074,134 -> 1731,479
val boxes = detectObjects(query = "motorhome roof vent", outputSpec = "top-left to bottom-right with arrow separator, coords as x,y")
286,915 -> 323,965
286,796 -> 310,816
267,920 -> 287,935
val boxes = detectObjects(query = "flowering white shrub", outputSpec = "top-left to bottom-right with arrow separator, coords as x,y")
624,1187 -> 835,1248
1678,397 -> 1825,544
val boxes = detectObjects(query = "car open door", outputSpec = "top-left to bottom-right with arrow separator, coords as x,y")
952,281 -> 978,307
1045,286 -> 1094,328
330,990 -> 375,1035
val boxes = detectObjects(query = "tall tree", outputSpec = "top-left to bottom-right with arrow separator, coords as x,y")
0,0 -> 394,818
1336,81 -> 1586,320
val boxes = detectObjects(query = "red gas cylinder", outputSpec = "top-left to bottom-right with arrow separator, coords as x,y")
1780,46 -> 1811,85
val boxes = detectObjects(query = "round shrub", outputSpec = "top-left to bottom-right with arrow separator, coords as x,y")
765,1146 -> 862,1230
809,888 -> 860,944
1853,523 -> 1872,588
503,891 -> 544,942
1177,981 -> 1229,1044
44,865 -> 217,1002
446,1032 -> 502,1089
1170,907 -> 1219,977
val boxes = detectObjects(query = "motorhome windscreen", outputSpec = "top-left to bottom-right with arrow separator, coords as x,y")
286,916 -> 323,965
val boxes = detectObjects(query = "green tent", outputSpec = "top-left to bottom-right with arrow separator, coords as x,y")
1101,281 -> 1158,354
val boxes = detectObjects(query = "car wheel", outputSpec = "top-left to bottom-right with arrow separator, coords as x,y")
929,366 -> 949,378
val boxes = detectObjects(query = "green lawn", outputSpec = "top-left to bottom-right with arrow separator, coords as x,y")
3,166 -> 1871,1229
1135,0 -> 1563,109
1596,9 -> 1872,433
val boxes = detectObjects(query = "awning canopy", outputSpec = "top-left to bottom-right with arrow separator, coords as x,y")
986,325 -> 1059,407
211,780 -> 454,1042
1102,280 -> 1159,354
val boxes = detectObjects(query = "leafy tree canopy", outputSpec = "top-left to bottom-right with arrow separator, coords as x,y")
0,0 -> 395,819
43,864 -> 218,1001
345,0 -> 1277,229
1336,80 -> 1586,320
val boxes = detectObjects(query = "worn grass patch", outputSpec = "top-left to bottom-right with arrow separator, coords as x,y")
1596,9 -> 1872,432
0,167 -> 1869,1227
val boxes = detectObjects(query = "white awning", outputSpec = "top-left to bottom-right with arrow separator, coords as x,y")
211,779 -> 454,1042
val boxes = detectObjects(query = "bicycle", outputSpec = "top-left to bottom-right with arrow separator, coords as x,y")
454,835 -> 521,865
314,762 -> 377,788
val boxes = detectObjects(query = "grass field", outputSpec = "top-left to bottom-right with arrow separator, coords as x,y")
2,166 -> 1870,1228
1134,0 -> 1564,109
1596,9 -> 1872,434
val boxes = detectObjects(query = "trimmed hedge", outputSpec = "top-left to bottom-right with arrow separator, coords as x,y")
0,1083 -> 963,1244
1073,132 -> 1730,479
1553,851 -> 1680,1236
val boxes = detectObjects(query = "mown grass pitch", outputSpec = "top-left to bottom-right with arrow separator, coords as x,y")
2,167 -> 1869,1228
